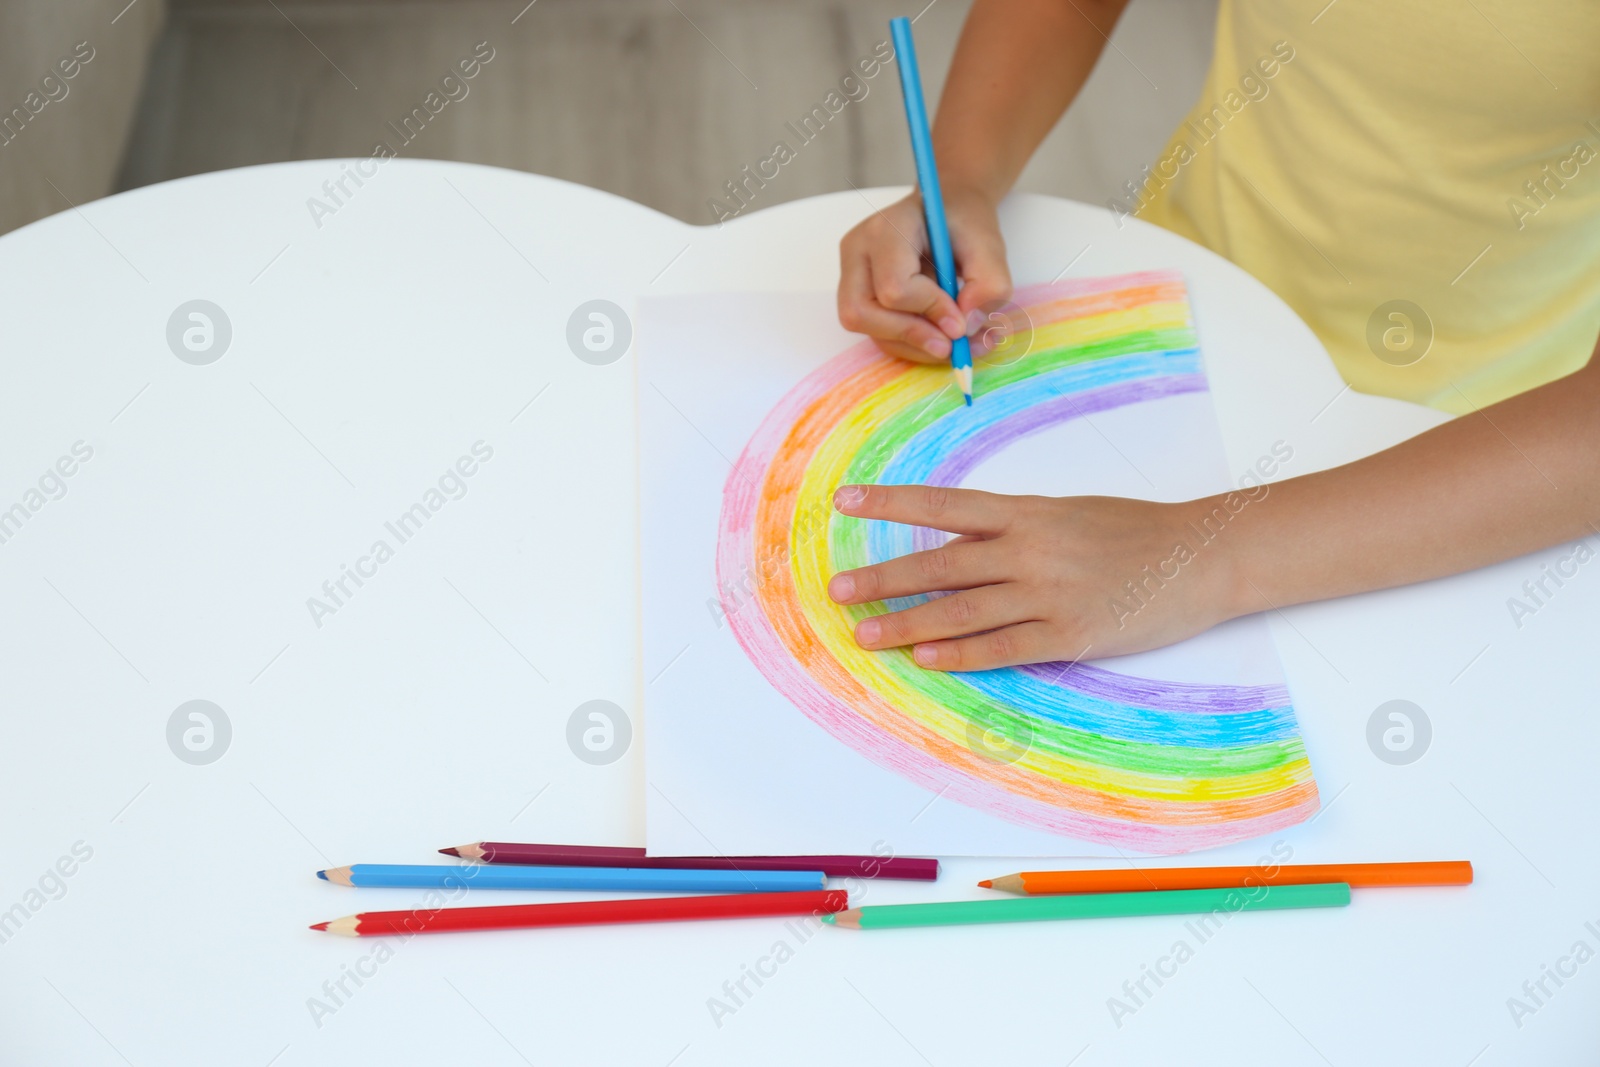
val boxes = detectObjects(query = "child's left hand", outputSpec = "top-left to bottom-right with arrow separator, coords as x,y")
827,483 -> 1243,669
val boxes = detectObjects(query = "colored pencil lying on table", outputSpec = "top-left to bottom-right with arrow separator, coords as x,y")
889,15 -> 974,406
823,882 -> 1351,930
441,842 -> 939,881
311,889 -> 849,937
979,860 -> 1473,895
317,864 -> 824,893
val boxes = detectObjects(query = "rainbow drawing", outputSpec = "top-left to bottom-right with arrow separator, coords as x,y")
715,270 -> 1318,853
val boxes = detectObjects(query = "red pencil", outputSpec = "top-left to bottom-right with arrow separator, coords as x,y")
310,889 -> 848,937
441,842 -> 938,881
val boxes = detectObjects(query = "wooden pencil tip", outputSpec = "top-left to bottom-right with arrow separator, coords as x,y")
319,915 -> 362,937
320,865 -> 355,887
984,874 -> 1025,895
977,879 -> 993,888
439,847 -> 460,857
820,912 -> 836,924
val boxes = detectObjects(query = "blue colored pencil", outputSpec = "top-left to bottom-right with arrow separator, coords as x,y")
317,864 -> 826,893
890,16 -> 973,406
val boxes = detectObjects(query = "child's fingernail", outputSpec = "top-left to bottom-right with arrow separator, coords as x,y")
829,574 -> 856,601
939,315 -> 965,338
925,336 -> 950,358
914,643 -> 938,666
856,618 -> 882,644
834,485 -> 867,511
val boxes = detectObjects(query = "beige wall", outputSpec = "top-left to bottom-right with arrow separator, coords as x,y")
1,0 -> 1216,232
0,0 -> 167,236
115,0 -> 1215,226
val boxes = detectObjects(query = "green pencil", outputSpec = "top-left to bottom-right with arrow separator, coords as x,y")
821,882 -> 1351,929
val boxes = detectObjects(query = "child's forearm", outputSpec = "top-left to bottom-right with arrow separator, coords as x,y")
933,0 -> 1132,203
1220,345 -> 1600,616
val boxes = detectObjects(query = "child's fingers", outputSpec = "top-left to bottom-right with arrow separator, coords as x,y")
912,621 -> 1059,673
953,228 -> 1014,319
871,338 -> 950,364
839,251 -> 953,359
867,256 -> 965,339
852,585 -> 1023,650
828,540 -> 1005,604
833,483 -> 1013,536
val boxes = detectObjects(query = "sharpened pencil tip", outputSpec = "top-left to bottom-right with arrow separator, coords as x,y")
439,847 -> 460,857
977,879 -> 992,888
820,913 -> 836,924
309,922 -> 329,931
964,394 -> 972,406
316,870 -> 328,881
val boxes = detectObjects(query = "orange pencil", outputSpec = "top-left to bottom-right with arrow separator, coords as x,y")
979,860 -> 1472,895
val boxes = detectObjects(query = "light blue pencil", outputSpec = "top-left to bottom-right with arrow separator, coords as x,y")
890,15 -> 973,406
317,864 -> 826,893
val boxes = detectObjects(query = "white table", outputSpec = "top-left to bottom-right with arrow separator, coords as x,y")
1,159 -> 1594,1065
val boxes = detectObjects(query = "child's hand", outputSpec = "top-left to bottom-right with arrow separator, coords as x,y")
827,484 -> 1244,669
837,188 -> 1012,364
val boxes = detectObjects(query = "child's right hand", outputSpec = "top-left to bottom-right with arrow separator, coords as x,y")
837,188 -> 1013,364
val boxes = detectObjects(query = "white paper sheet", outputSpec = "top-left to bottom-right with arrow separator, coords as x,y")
639,286 -> 1314,857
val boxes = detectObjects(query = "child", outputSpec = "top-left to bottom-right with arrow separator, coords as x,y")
831,0 -> 1599,670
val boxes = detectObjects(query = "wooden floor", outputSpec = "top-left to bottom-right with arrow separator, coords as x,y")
119,0 -> 1217,225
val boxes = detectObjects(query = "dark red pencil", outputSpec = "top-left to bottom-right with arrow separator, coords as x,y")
440,842 -> 938,881
310,889 -> 848,937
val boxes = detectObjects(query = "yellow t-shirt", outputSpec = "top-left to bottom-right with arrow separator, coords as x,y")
1135,0 -> 1600,413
